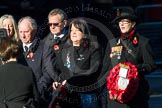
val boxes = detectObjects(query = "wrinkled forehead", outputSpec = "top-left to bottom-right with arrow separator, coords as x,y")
48,14 -> 62,22
18,20 -> 32,30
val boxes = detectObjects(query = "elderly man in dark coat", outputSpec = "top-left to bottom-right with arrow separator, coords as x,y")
17,16 -> 57,108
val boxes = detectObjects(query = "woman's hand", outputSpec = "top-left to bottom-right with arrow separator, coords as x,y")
52,82 -> 61,90
61,80 -> 67,85
52,80 -> 67,90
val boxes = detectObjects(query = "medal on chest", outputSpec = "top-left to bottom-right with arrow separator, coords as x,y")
110,45 -> 123,59
64,52 -> 71,68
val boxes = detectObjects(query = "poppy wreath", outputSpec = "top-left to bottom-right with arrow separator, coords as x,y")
106,62 -> 139,103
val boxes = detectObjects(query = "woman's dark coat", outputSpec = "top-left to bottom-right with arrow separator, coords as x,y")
101,33 -> 156,108
0,61 -> 38,108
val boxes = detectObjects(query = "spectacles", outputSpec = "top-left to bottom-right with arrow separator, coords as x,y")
119,21 -> 131,25
48,21 -> 62,27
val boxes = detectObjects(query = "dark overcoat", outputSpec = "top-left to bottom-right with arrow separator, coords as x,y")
17,37 -> 55,102
100,33 -> 156,108
43,32 -> 69,82
0,61 -> 39,108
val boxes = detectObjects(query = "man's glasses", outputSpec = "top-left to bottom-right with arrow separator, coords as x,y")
119,21 -> 131,25
48,21 -> 62,27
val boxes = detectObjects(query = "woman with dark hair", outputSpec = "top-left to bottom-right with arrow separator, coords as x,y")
51,18 -> 101,108
0,37 -> 39,108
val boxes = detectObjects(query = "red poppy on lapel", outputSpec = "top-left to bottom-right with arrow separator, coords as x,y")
121,29 -> 138,45
54,44 -> 59,50
133,37 -> 138,45
27,52 -> 34,59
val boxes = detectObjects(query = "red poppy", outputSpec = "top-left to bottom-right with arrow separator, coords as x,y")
133,37 -> 138,44
54,44 -> 59,50
27,52 -> 34,59
107,62 -> 139,103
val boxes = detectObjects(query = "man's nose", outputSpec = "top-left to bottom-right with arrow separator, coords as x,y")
20,32 -> 25,37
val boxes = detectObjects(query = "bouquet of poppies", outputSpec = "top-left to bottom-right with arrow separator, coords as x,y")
107,62 -> 139,103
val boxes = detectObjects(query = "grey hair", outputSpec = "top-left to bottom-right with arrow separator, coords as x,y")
18,16 -> 37,30
48,8 -> 67,21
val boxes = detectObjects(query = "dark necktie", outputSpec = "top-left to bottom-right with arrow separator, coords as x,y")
55,37 -> 61,44
24,46 -> 29,52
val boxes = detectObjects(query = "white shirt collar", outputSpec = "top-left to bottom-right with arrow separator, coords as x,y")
23,43 -> 32,51
53,29 -> 67,39
54,34 -> 65,39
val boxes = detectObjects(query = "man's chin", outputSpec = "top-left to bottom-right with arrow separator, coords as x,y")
23,41 -> 30,44
52,32 -> 61,36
